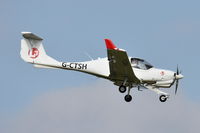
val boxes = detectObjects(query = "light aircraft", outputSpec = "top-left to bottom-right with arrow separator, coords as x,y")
20,32 -> 184,102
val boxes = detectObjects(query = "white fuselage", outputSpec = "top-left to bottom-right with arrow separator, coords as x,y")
61,58 -> 110,78
58,57 -> 176,88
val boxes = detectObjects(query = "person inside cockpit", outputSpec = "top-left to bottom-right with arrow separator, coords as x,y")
131,58 -> 153,70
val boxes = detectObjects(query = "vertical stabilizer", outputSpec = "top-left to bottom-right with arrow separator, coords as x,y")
20,32 -> 59,68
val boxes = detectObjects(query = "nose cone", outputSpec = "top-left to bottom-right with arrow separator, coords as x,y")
176,74 -> 184,79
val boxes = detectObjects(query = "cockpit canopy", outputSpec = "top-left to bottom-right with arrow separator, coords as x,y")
130,58 -> 153,70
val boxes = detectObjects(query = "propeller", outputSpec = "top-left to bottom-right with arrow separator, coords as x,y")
174,65 -> 183,95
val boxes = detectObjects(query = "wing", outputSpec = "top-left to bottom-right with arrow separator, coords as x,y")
105,39 -> 140,85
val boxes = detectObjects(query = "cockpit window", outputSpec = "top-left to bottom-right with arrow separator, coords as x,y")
131,58 -> 153,70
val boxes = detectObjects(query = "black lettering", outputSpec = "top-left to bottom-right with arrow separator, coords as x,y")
78,64 -> 82,69
82,64 -> 87,69
74,63 -> 78,69
70,63 -> 74,69
62,62 -> 67,67
65,63 -> 87,70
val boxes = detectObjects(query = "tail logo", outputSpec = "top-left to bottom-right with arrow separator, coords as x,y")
28,48 -> 39,59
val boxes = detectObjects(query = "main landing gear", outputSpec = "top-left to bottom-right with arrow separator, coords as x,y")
119,85 -> 126,93
124,94 -> 132,102
119,85 -> 132,102
118,85 -> 169,102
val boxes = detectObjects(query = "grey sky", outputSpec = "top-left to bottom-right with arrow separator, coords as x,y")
0,0 -> 200,132
1,81 -> 200,133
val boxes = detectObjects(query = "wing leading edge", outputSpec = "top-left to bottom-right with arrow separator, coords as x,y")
105,39 -> 140,85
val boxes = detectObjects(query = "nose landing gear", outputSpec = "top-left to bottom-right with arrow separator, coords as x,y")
159,95 -> 168,102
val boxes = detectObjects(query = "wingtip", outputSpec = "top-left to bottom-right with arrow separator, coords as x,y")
104,39 -> 117,49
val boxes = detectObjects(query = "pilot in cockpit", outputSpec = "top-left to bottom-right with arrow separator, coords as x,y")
131,58 -> 140,68
131,58 -> 153,70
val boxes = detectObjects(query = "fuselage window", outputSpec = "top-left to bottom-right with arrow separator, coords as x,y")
131,58 -> 153,70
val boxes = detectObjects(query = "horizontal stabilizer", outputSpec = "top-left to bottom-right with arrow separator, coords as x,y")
22,32 -> 43,40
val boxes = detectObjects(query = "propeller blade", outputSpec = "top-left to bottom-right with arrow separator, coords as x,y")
177,65 -> 179,75
175,65 -> 181,95
175,79 -> 179,95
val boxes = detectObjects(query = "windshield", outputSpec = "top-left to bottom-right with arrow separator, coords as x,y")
131,58 -> 153,70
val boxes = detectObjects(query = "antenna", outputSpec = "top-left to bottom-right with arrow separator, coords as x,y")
84,52 -> 93,60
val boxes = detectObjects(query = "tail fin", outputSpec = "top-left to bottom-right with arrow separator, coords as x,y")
20,32 -> 59,68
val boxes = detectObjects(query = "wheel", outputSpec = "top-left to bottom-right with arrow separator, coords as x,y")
124,95 -> 132,102
119,85 -> 126,93
159,95 -> 167,102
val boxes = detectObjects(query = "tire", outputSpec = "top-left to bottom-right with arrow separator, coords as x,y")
119,85 -> 126,93
124,95 -> 132,102
159,95 -> 167,102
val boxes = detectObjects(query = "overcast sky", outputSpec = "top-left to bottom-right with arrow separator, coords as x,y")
0,0 -> 200,133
